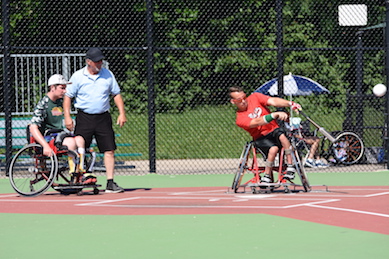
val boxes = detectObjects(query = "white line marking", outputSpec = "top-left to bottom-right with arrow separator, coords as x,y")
76,197 -> 140,206
306,204 -> 389,218
232,199 -> 249,202
0,194 -> 19,198
170,189 -> 227,195
88,204 -> 293,209
365,192 -> 389,197
236,195 -> 277,199
0,199 -> 103,203
284,199 -> 340,209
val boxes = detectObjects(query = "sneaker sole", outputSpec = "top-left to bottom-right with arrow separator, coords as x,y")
105,189 -> 124,193
283,175 -> 295,180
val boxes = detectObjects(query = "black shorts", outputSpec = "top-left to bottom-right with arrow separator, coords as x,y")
75,110 -> 116,152
253,128 -> 286,158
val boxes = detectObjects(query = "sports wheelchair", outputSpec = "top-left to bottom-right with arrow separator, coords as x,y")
231,140 -> 311,194
8,129 -> 101,197
293,111 -> 364,166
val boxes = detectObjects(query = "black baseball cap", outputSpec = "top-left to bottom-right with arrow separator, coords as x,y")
85,47 -> 105,62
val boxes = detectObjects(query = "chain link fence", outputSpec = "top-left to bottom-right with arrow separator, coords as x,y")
1,0 -> 388,176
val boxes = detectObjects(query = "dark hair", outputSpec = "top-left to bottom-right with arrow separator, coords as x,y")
228,86 -> 244,97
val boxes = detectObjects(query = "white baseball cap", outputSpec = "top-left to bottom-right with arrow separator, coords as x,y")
48,74 -> 72,86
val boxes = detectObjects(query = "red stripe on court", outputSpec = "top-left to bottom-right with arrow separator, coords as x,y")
0,186 -> 388,235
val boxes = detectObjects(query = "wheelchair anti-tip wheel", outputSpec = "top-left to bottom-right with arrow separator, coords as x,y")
9,143 -> 58,197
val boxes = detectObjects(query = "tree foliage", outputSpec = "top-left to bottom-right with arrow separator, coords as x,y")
121,0 -> 384,114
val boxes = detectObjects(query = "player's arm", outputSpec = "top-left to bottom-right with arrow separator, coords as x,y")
63,95 -> 74,131
113,93 -> 127,127
267,97 -> 301,110
29,124 -> 53,157
249,111 -> 289,128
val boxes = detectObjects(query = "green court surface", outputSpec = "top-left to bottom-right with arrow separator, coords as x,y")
1,171 -> 389,259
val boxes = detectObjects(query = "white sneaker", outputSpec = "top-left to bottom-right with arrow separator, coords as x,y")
315,160 -> 329,168
305,158 -> 317,168
261,174 -> 272,183
284,166 -> 296,180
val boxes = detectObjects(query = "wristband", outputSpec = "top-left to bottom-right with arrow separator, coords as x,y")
264,113 -> 274,123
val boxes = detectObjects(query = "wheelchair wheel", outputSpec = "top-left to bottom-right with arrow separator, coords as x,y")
232,142 -> 252,193
331,132 -> 364,165
9,143 -> 58,197
292,149 -> 311,192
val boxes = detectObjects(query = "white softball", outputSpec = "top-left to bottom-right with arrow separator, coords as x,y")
373,84 -> 387,97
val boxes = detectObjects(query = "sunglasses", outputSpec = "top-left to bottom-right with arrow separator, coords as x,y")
231,94 -> 246,104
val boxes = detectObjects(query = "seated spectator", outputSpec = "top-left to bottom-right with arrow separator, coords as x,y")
289,118 -> 329,168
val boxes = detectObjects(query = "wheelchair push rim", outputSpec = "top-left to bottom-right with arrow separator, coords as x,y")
8,143 -> 58,197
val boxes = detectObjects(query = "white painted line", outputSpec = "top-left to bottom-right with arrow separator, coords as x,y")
364,192 -> 389,197
88,204 -> 293,209
284,199 -> 340,209
236,195 -> 277,199
170,189 -> 227,195
76,197 -> 140,206
0,199 -> 103,203
307,204 -> 389,218
0,194 -> 19,198
232,199 -> 249,202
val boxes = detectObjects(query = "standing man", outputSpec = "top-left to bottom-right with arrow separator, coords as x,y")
64,47 -> 127,193
229,86 -> 301,183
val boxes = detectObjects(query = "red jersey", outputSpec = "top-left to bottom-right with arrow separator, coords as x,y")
235,92 -> 279,140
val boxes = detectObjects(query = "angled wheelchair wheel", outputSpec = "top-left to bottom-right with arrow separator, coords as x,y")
232,142 -> 252,193
332,132 -> 364,165
292,149 -> 311,192
9,143 -> 58,197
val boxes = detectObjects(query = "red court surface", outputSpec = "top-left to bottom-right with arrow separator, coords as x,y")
1,186 -> 388,235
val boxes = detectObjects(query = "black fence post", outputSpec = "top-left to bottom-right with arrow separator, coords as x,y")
276,0 -> 284,99
2,0 -> 12,176
355,30 -> 364,139
385,0 -> 389,169
146,0 -> 156,173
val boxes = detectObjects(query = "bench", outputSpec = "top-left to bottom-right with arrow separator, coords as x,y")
0,117 -> 142,172
0,117 -> 30,149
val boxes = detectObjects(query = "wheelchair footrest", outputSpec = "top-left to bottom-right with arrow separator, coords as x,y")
53,184 -> 101,190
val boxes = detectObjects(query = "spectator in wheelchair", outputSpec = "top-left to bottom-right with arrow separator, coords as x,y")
288,117 -> 329,168
229,86 -> 302,183
29,74 -> 97,185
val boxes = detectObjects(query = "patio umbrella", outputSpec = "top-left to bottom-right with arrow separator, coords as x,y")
254,72 -> 330,98
255,72 -> 330,119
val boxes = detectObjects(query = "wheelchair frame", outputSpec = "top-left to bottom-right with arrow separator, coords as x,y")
231,141 -> 311,194
295,111 -> 365,166
8,135 -> 101,197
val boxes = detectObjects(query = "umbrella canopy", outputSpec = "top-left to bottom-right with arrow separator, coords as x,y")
255,73 -> 330,96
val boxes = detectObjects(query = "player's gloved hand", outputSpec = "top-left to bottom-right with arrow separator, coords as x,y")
289,101 -> 302,111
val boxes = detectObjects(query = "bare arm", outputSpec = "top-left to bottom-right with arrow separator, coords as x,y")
248,111 -> 289,128
267,97 -> 291,108
113,94 -> 127,127
29,124 -> 53,157
63,95 -> 74,131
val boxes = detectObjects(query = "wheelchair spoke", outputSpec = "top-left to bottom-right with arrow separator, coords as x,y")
9,143 -> 58,197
